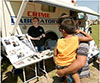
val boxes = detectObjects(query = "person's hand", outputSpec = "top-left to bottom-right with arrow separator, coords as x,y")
75,29 -> 80,34
56,69 -> 65,77
29,36 -> 33,40
75,29 -> 82,34
42,34 -> 46,38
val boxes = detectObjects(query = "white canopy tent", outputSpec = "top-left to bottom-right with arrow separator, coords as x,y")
34,0 -> 99,16
11,0 -> 99,35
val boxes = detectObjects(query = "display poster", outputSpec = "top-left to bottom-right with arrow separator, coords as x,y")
2,34 -> 41,68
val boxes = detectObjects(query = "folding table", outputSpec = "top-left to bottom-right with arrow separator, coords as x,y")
1,34 -> 42,83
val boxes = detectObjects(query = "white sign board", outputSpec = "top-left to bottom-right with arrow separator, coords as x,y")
2,34 -> 41,68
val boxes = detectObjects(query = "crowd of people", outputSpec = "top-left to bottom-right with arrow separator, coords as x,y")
54,15 -> 92,83
27,15 -> 93,83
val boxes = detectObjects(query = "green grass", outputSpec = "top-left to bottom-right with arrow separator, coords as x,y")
90,25 -> 99,48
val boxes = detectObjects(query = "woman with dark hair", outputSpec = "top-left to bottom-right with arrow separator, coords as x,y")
28,17 -> 46,51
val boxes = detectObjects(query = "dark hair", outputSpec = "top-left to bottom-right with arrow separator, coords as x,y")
57,14 -> 76,34
32,17 -> 39,21
60,18 -> 76,34
57,17 -> 64,24
57,13 -> 68,24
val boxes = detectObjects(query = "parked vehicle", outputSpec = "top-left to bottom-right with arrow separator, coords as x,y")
1,0 -> 99,60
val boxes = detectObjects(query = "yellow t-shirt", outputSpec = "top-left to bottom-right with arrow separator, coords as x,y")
54,36 -> 79,66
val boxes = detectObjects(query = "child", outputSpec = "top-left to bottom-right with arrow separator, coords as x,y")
54,17 -> 93,83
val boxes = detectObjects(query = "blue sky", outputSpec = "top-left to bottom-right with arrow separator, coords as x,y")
77,0 -> 99,20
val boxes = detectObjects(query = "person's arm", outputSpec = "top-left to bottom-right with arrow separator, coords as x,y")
57,55 -> 87,77
54,44 -> 58,57
28,35 -> 40,40
76,30 -> 93,42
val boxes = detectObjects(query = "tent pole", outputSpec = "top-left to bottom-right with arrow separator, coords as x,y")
11,0 -> 28,35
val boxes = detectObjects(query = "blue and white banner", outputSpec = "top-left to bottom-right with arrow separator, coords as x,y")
11,16 -> 57,25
